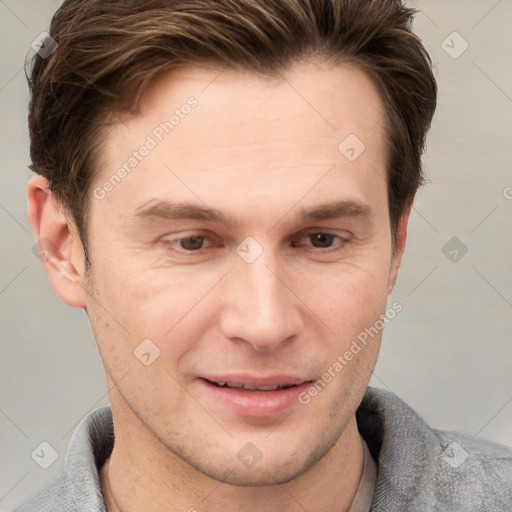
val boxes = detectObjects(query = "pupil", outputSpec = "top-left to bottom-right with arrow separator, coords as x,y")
182,236 -> 204,250
312,233 -> 333,248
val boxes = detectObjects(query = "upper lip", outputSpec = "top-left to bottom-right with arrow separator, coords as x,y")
200,375 -> 311,387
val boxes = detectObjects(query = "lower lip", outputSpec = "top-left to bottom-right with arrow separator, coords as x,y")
198,379 -> 312,418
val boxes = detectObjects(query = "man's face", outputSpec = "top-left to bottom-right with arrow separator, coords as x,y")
84,61 -> 399,485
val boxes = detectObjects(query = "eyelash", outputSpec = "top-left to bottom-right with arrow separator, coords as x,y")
163,232 -> 350,255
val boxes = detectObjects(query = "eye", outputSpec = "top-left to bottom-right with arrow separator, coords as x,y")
292,232 -> 349,251
179,235 -> 207,251
307,233 -> 338,248
166,235 -> 211,252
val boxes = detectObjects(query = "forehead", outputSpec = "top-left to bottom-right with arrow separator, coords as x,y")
95,60 -> 388,225
129,60 -> 386,149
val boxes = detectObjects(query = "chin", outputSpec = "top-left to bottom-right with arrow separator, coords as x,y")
191,459 -> 309,487
174,437 -> 332,488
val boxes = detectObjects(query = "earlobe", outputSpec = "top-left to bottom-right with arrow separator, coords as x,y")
387,204 -> 412,295
27,175 -> 87,309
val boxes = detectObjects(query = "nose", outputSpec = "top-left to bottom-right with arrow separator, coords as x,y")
218,252 -> 304,351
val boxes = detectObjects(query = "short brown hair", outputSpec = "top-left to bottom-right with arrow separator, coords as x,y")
26,0 -> 437,261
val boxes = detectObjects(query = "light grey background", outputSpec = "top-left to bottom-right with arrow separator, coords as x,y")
1,0 -> 511,510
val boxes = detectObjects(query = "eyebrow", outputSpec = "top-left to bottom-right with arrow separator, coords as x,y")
133,201 -> 238,227
132,199 -> 373,229
297,200 -> 373,223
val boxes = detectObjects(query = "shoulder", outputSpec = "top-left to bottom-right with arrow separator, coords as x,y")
12,406 -> 112,512
13,473 -> 73,512
431,427 -> 512,509
358,387 -> 512,511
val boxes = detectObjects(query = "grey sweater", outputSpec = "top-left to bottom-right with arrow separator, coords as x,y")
14,387 -> 512,511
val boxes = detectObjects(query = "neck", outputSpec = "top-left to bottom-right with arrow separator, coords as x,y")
100,396 -> 365,512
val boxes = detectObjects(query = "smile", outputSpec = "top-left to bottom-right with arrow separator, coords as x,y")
208,381 -> 297,391
198,376 -> 313,418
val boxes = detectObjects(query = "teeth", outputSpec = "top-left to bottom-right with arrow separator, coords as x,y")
213,381 -> 291,391
245,384 -> 279,391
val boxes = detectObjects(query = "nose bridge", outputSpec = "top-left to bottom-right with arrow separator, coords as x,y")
219,248 -> 302,350
245,259 -> 284,318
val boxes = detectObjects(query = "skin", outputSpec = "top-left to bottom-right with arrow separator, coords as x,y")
28,60 -> 410,511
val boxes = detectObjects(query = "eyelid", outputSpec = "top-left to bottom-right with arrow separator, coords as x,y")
161,231 -> 216,253
162,229 -> 351,255
294,231 -> 350,249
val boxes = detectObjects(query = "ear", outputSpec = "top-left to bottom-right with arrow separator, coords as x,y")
27,175 -> 87,309
387,204 -> 412,295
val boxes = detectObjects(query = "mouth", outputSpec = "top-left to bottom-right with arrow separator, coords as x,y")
198,375 -> 312,417
205,380 -> 300,392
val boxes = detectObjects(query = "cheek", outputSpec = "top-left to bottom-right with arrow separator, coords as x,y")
301,257 -> 391,324
303,267 -> 388,403
88,261 -> 220,368
85,268 -> 197,405
292,261 -> 391,381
